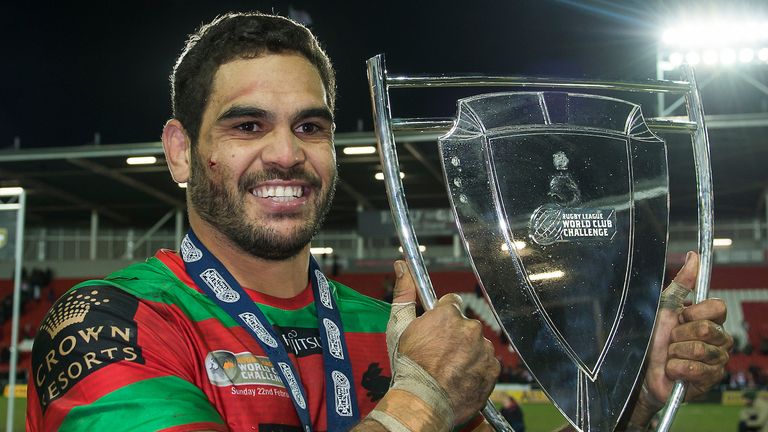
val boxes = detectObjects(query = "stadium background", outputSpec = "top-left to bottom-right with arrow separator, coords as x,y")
1,0 -> 767,430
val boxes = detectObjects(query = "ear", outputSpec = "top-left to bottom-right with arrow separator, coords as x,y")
162,119 -> 192,184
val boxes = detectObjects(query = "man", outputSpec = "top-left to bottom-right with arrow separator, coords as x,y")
740,391 -> 768,432
28,12 -> 731,432
499,395 -> 524,432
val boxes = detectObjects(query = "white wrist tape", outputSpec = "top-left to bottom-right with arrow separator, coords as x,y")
390,353 -> 455,428
367,410 -> 411,432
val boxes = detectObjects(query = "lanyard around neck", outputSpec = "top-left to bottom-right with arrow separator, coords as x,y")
181,230 -> 360,431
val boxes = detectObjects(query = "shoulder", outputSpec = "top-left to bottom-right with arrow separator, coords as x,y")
330,279 -> 390,333
331,279 -> 390,313
32,284 -> 147,410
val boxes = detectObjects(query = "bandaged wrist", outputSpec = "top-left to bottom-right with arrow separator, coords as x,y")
391,353 -> 454,429
368,388 -> 452,432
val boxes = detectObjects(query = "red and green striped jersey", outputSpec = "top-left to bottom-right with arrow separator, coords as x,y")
27,250 -> 393,432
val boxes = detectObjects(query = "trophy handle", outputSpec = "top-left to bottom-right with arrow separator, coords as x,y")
654,65 -> 714,432
367,54 -> 515,432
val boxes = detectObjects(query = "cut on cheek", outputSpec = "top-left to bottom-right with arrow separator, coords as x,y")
208,159 -> 217,168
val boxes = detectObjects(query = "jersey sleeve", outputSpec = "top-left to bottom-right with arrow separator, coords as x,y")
27,284 -> 227,432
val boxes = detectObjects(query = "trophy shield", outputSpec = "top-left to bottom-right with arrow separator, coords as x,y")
367,54 -> 714,432
439,92 -> 668,431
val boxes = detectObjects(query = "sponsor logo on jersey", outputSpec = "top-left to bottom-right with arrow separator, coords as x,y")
32,285 -> 144,410
278,327 -> 322,358
205,350 -> 284,388
315,270 -> 333,310
278,361 -> 306,409
362,362 -> 391,402
332,370 -> 353,416
239,312 -> 279,348
180,234 -> 203,262
200,268 -> 240,303
322,318 -> 344,360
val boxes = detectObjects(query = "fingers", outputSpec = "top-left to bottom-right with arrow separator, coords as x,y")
392,260 -> 417,304
670,319 -> 734,349
680,298 -> 727,325
660,252 -> 698,311
436,293 -> 464,314
665,358 -> 725,392
387,261 -> 418,363
667,340 -> 730,365
671,251 -> 699,290
670,319 -> 731,346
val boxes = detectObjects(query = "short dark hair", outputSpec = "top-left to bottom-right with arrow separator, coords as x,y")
170,12 -> 336,145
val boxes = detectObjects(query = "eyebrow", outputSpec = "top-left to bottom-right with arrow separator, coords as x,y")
217,106 -> 270,122
216,106 -> 334,124
293,107 -> 334,124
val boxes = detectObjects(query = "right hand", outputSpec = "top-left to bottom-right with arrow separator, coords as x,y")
392,260 -> 500,423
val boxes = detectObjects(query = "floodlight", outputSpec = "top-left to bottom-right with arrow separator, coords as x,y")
343,146 -> 376,155
126,156 -> 157,165
0,187 -> 24,197
713,238 -> 733,247
310,247 -> 334,255
669,52 -> 684,66
739,48 -> 755,63
375,172 -> 404,180
399,245 -> 426,253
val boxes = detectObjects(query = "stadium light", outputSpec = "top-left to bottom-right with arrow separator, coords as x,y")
375,172 -> 405,180
739,48 -> 755,63
343,146 -> 376,155
126,156 -> 157,165
399,245 -> 426,253
713,238 -> 733,247
310,247 -> 334,255
0,187 -> 24,197
660,19 -> 768,68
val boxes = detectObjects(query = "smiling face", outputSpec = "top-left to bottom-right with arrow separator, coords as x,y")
186,53 -> 337,260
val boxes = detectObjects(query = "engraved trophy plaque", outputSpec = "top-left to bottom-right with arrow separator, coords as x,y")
368,54 -> 713,432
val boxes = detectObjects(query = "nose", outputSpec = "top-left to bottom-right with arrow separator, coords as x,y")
261,127 -> 306,169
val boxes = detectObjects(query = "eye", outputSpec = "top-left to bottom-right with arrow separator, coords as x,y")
235,122 -> 262,133
296,122 -> 322,135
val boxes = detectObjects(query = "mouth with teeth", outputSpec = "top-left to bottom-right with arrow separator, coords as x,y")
251,184 -> 307,203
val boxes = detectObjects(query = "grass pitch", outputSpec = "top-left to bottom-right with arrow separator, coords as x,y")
522,402 -> 741,431
0,399 -> 742,431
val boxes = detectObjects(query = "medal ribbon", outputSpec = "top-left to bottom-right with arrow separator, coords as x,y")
181,230 -> 360,431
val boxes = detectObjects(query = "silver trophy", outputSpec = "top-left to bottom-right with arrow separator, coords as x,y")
367,54 -> 713,432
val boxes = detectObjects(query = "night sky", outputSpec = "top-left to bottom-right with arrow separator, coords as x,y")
1,1 -> 683,149
3,1 -> 767,225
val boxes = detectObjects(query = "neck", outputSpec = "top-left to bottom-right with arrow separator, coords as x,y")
188,216 -> 310,299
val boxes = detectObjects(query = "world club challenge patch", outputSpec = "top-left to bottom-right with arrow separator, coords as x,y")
32,285 -> 144,410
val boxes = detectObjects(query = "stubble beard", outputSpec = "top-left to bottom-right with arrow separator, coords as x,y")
188,153 -> 337,261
